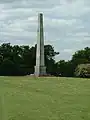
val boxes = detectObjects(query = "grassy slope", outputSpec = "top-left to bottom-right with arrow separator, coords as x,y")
0,77 -> 90,120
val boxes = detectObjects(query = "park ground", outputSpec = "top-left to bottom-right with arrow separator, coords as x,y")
0,76 -> 90,120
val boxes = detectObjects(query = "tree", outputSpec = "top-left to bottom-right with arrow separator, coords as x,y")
72,47 -> 90,66
56,60 -> 74,77
0,43 -> 12,60
0,59 -> 19,76
0,43 -> 59,76
70,47 -> 90,76
44,45 -> 59,74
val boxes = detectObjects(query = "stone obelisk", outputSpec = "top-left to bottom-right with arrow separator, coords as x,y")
34,13 -> 46,76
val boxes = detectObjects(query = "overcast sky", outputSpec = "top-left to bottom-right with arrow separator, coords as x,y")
0,0 -> 90,61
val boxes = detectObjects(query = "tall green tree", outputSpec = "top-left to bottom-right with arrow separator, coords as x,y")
0,43 -> 59,76
44,45 -> 59,74
56,60 -> 74,77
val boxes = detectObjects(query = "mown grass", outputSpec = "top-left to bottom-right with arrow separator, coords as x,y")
0,76 -> 90,120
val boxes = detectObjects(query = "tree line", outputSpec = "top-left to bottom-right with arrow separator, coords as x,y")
0,43 -> 90,77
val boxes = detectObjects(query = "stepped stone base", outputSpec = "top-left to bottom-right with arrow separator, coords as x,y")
34,66 -> 46,77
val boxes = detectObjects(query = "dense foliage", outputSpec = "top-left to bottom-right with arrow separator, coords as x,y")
74,64 -> 90,78
0,43 -> 59,76
56,47 -> 90,77
0,43 -> 90,77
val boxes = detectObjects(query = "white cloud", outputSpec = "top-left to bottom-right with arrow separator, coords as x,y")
0,0 -> 90,60
63,49 -> 74,53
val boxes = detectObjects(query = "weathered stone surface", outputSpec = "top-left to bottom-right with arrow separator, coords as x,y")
34,13 -> 46,76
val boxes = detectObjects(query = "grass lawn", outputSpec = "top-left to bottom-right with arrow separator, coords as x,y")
0,76 -> 90,120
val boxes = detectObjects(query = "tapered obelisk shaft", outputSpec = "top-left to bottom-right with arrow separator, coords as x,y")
34,13 -> 46,76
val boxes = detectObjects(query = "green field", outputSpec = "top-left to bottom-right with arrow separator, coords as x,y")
0,77 -> 90,120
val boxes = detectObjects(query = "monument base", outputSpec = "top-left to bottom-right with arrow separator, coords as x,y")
34,66 -> 46,77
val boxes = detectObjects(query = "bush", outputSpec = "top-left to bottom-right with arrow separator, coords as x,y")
74,64 -> 90,78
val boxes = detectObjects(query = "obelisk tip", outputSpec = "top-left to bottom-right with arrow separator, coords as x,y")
38,13 -> 43,16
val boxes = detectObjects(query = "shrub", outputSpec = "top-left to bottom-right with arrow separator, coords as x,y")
74,64 -> 90,78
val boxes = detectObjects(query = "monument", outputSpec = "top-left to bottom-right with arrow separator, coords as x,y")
34,13 -> 46,76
